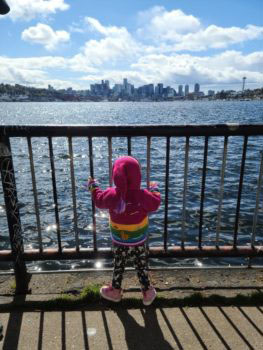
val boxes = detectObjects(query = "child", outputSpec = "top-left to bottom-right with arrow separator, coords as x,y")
87,156 -> 161,305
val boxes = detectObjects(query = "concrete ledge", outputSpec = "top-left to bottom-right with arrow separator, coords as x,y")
0,268 -> 263,311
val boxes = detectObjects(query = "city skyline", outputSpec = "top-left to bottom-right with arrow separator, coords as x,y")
1,78 -> 262,102
0,1 -> 262,92
90,78 -> 206,98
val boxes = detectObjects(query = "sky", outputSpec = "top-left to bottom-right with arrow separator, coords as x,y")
0,0 -> 262,93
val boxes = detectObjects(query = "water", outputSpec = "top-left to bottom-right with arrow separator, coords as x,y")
0,100 -> 263,271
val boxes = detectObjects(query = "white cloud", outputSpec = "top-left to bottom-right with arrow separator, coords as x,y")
69,21 -> 86,34
1,50 -> 262,90
0,57 -> 82,89
137,7 -> 263,52
21,23 -> 70,51
1,7 -> 263,90
85,17 -> 129,37
80,36 -> 138,66
130,51 -> 263,86
5,0 -> 69,21
137,6 -> 201,41
0,65 -> 47,85
0,56 -> 67,69
174,25 -> 263,51
68,54 -> 100,73
0,55 -> 98,88
70,17 -> 142,67
203,50 -> 263,72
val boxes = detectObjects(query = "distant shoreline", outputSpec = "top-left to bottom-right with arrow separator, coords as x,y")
0,98 -> 262,103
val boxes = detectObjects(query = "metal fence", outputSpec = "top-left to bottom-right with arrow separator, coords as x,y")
0,124 -> 263,292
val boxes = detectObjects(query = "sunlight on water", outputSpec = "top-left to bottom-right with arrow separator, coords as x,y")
0,101 -> 263,270
95,261 -> 103,269
194,259 -> 203,267
96,211 -> 109,219
46,224 -> 57,232
24,244 -> 34,250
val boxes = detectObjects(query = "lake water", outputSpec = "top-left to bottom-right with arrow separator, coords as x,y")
0,100 -> 263,271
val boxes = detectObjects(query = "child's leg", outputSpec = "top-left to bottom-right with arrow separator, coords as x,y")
132,245 -> 150,291
112,245 -> 128,289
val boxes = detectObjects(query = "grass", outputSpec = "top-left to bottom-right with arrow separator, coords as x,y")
1,284 -> 263,311
10,280 -> 16,291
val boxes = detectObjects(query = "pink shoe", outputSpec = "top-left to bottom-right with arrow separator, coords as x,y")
100,285 -> 122,302
142,286 -> 157,306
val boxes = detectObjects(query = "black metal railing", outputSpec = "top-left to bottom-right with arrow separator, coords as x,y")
1,124 -> 263,292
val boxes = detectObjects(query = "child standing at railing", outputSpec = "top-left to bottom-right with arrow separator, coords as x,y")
86,156 -> 161,305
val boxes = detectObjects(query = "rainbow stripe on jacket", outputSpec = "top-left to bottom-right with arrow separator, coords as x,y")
110,216 -> 149,246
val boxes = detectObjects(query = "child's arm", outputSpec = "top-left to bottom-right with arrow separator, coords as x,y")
141,181 -> 161,212
85,177 -> 116,210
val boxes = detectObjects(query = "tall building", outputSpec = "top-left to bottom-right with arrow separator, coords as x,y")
112,84 -> 122,96
112,84 -> 122,95
105,80 -> 110,89
157,83 -> 163,96
208,90 -> 215,96
122,78 -> 133,96
178,85 -> 184,96
185,84 -> 189,96
123,78 -> 128,92
194,83 -> 200,93
138,84 -> 154,97
166,87 -> 175,98
148,84 -> 154,96
126,83 -> 132,96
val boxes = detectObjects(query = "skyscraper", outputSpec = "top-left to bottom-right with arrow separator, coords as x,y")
123,78 -> 128,92
157,83 -> 163,96
105,80 -> 110,89
194,83 -> 200,93
178,85 -> 184,96
185,84 -> 189,96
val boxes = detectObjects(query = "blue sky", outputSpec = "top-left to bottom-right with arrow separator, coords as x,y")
0,0 -> 262,92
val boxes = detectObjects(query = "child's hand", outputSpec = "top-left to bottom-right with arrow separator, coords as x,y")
149,181 -> 159,192
84,177 -> 99,192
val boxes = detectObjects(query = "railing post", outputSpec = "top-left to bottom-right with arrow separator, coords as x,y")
0,136 -> 28,293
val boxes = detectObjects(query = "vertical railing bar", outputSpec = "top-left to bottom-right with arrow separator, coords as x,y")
48,136 -> 62,253
233,136 -> 248,248
27,136 -> 43,253
108,137 -> 113,187
216,136 -> 228,247
199,136 -> 209,249
181,136 -> 190,248
164,136 -> 170,252
88,136 -> 97,252
68,137 -> 80,252
146,136 -> 151,251
0,136 -> 28,293
251,151 -> 263,247
127,136 -> 131,156
146,136 -> 151,189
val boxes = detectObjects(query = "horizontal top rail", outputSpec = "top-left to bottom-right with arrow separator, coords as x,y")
1,124 -> 263,137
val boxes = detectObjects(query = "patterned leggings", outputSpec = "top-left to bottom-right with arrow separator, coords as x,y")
112,244 -> 150,291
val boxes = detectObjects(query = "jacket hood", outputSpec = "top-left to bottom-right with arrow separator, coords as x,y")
112,156 -> 141,200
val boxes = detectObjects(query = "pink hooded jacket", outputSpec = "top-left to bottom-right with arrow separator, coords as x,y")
91,156 -> 161,246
